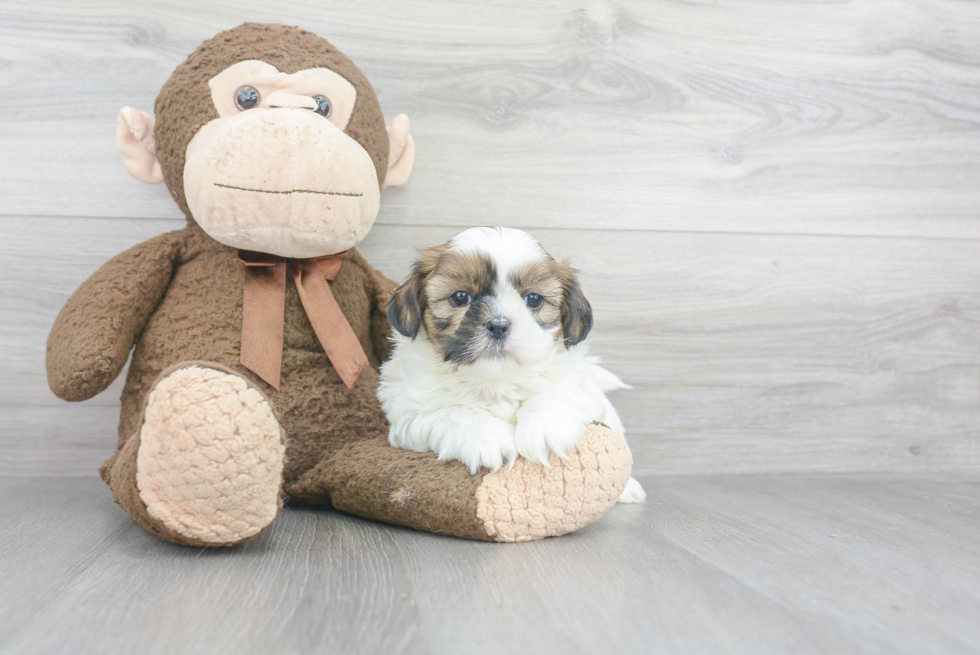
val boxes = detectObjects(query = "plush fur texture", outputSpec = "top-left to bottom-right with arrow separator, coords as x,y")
46,25 -> 637,546
154,23 -> 390,218
476,423 -> 634,541
136,365 -> 285,544
379,227 -> 646,503
182,57 -> 383,258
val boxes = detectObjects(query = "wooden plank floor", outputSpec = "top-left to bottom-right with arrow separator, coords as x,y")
2,0 -> 979,478
1,2 -> 979,653
1,474 -> 977,654
6,217 -> 979,478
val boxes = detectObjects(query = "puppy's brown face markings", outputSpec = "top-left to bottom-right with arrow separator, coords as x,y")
423,252 -> 499,364
387,242 -> 447,340
508,257 -> 592,347
389,243 -> 505,364
554,259 -> 593,347
509,260 -> 564,333
387,233 -> 595,364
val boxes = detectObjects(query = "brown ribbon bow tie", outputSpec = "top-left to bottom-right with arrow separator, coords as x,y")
237,250 -> 368,390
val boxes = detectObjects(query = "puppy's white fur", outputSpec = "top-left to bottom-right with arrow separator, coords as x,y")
378,227 -> 645,504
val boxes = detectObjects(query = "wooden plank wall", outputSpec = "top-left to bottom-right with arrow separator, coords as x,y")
1,0 -> 978,477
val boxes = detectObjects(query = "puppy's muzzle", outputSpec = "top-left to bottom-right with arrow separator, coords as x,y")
487,317 -> 509,341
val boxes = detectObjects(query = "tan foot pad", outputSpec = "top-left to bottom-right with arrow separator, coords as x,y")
137,366 -> 285,545
475,424 -> 632,542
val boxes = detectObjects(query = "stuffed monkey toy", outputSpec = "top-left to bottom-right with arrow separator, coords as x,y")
46,23 -> 633,546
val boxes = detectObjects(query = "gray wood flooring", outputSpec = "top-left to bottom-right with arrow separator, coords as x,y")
1,474 -> 978,654
2,0 -> 979,477
2,1 -> 979,653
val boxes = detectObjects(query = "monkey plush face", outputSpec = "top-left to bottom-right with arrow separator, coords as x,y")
117,23 -> 414,258
182,59 -> 382,257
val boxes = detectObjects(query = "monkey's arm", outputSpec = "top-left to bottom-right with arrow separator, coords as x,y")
346,249 -> 399,366
369,267 -> 398,364
47,231 -> 183,402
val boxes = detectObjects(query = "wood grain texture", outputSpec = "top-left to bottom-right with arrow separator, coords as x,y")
4,3 -> 979,653
1,474 -> 978,654
0,0 -> 979,237
1,0 -> 979,478
3,217 -> 979,476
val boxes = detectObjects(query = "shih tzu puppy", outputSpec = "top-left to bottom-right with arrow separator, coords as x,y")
378,226 -> 645,503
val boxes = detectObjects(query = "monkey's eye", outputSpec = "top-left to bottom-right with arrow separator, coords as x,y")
449,291 -> 472,308
524,293 -> 543,309
312,94 -> 332,118
234,85 -> 261,111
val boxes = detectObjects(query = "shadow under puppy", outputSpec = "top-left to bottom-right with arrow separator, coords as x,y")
379,226 -> 645,503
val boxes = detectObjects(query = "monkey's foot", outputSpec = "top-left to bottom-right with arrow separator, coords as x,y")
135,365 -> 285,546
474,423 -> 633,542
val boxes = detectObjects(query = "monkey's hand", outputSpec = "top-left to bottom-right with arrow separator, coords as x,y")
46,231 -> 182,402
382,114 -> 415,189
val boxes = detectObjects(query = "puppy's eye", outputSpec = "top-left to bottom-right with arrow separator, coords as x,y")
524,293 -> 543,309
312,94 -> 332,117
449,291 -> 472,307
234,85 -> 261,110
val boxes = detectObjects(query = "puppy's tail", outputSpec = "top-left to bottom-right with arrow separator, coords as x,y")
592,365 -> 631,393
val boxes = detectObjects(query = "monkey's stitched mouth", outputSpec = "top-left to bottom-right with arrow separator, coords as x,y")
214,183 -> 362,197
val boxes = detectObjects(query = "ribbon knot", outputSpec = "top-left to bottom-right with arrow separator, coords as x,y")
237,250 -> 368,390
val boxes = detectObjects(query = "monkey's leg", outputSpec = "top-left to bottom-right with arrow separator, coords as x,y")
287,423 -> 633,542
100,363 -> 285,547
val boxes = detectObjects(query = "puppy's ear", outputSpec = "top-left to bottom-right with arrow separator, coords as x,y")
386,243 -> 449,339
387,263 -> 425,338
558,260 -> 593,347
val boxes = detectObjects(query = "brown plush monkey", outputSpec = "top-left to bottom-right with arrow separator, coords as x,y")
46,23 -> 632,546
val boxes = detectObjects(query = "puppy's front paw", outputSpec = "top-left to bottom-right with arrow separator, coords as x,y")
515,402 -> 587,466
438,417 -> 516,475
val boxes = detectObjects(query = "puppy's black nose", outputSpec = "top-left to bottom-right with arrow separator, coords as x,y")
487,317 -> 509,340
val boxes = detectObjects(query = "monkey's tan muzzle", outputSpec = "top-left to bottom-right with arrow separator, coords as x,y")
183,107 -> 381,258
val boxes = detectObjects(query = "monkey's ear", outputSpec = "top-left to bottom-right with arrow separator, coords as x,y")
117,107 -> 164,184
386,264 -> 424,338
558,260 -> 594,348
382,114 -> 415,189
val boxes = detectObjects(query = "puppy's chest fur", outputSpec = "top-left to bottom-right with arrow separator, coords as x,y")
448,373 -> 552,424
380,330 -> 590,416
